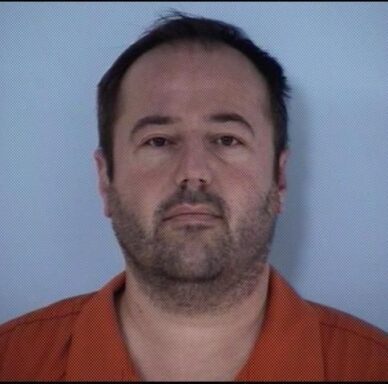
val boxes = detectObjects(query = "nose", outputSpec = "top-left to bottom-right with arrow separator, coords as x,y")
174,140 -> 213,190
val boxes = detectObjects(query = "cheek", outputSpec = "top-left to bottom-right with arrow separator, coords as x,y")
222,169 -> 258,211
220,160 -> 273,224
113,141 -> 174,228
115,165 -> 170,229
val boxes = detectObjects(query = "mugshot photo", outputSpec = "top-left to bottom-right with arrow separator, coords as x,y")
0,2 -> 387,381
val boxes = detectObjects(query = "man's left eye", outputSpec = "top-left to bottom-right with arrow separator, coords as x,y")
214,136 -> 241,146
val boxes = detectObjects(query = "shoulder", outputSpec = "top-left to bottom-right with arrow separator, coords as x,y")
308,300 -> 388,380
0,292 -> 93,339
0,293 -> 94,380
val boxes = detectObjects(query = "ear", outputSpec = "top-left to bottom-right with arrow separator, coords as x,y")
94,148 -> 112,218
276,149 -> 289,213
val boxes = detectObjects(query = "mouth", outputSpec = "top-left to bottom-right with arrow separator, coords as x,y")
162,205 -> 222,226
163,212 -> 221,225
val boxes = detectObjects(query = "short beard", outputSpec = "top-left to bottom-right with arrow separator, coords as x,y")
108,185 -> 279,315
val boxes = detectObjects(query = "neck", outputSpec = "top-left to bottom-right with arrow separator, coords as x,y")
116,263 -> 270,380
121,262 -> 269,329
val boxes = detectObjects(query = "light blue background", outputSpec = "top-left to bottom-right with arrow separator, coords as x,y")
1,2 -> 387,330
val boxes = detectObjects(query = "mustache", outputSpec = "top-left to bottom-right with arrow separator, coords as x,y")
155,188 -> 227,221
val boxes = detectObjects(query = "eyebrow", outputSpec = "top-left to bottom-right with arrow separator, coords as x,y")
129,112 -> 254,140
130,115 -> 179,140
207,112 -> 254,137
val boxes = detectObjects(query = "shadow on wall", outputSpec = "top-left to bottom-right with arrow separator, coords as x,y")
270,84 -> 311,281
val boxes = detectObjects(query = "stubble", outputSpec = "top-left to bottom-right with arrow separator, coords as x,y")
108,185 -> 279,315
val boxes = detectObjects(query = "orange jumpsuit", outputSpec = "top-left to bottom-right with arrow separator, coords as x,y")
1,267 -> 387,381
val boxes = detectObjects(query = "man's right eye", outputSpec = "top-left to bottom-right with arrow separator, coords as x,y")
143,137 -> 171,147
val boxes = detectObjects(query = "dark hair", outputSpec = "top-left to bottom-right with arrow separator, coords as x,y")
98,11 -> 290,181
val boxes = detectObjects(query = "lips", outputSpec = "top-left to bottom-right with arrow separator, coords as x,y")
162,204 -> 222,221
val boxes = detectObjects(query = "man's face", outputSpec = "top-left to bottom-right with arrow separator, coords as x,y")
96,43 -> 287,313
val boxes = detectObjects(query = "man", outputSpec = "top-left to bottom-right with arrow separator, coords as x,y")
0,12 -> 387,381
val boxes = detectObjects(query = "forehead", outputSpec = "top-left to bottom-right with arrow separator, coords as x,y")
116,42 -> 271,121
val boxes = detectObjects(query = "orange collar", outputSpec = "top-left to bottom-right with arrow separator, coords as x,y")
65,267 -> 325,381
